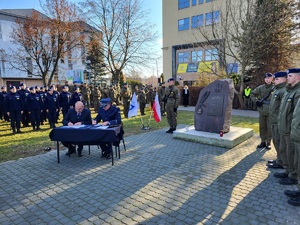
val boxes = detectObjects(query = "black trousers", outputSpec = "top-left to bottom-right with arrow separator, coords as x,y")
30,110 -> 41,128
9,110 -> 21,130
99,142 -> 112,155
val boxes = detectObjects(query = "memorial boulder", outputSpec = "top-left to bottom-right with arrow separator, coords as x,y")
194,79 -> 234,133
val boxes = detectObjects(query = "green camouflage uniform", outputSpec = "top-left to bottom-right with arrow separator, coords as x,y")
250,83 -> 273,144
165,85 -> 180,130
269,82 -> 286,166
92,87 -> 101,112
158,86 -> 166,116
138,90 -> 146,115
278,82 -> 300,180
291,98 -> 300,190
120,86 -> 132,118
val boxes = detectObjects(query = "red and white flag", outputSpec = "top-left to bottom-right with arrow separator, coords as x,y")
153,93 -> 161,122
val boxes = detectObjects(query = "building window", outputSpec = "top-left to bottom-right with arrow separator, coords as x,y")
178,0 -> 190,9
192,50 -> 203,62
192,0 -> 197,6
192,15 -> 204,28
199,0 -> 204,3
205,48 -> 218,61
206,11 -> 220,25
26,57 -> 33,75
178,52 -> 189,63
178,18 -> 190,31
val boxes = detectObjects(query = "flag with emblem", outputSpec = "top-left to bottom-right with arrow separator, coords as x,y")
128,92 -> 139,118
153,93 -> 161,122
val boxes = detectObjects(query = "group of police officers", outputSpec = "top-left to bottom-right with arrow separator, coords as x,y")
251,68 -> 300,206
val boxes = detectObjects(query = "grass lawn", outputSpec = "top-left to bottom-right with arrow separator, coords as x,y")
0,108 -> 259,163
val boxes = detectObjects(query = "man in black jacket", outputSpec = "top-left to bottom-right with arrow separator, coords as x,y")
62,101 -> 92,157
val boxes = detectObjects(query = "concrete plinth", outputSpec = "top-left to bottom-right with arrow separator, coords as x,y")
173,126 -> 253,149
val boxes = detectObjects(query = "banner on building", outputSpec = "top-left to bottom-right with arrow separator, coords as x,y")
177,63 -> 188,73
177,61 -> 219,74
66,70 -> 84,83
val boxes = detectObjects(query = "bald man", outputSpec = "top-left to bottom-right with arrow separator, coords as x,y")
62,101 -> 92,157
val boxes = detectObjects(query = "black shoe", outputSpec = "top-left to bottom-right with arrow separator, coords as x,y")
274,172 -> 288,178
36,127 -> 41,130
288,196 -> 300,206
284,190 -> 300,198
66,145 -> 76,156
166,128 -> 172,133
257,142 -> 266,148
106,153 -> 112,159
266,143 -> 271,150
268,159 -> 277,163
32,127 -> 36,131
279,177 -> 298,185
16,129 -> 22,133
267,162 -> 284,169
101,151 -> 107,158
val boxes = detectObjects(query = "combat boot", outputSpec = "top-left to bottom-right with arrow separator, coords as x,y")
257,142 -> 266,148
166,128 -> 173,133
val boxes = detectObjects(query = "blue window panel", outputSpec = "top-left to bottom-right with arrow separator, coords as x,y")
178,18 -> 190,31
205,48 -> 218,61
187,63 -> 199,72
178,0 -> 190,9
192,15 -> 204,28
227,63 -> 238,74
192,50 -> 203,62
199,0 -> 204,3
192,0 -> 197,6
205,11 -> 220,25
178,52 -> 190,63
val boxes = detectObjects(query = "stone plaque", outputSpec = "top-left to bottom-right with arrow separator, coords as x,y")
194,79 -> 234,133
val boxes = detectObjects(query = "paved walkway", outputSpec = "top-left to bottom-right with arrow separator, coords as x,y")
1,110 -> 300,225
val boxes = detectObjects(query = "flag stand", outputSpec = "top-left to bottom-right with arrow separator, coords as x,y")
141,110 -> 153,130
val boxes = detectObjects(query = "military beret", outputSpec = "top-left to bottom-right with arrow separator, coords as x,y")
100,98 -> 111,107
29,87 -> 35,91
167,78 -> 175,82
264,73 -> 273,78
274,71 -> 287,78
19,82 -> 25,86
10,86 -> 15,90
1,86 -> 5,89
287,68 -> 300,74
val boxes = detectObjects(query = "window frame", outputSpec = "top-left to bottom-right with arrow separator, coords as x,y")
191,50 -> 203,62
178,18 -> 190,31
178,52 -> 190,63
191,14 -> 204,29
205,48 -> 218,61
178,0 -> 190,9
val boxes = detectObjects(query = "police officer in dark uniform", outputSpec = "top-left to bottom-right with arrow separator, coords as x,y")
70,86 -> 83,107
50,85 -> 60,123
4,86 -> 23,133
17,83 -> 30,127
0,86 -> 9,121
26,87 -> 43,130
59,85 -> 72,119
92,98 -> 122,158
45,87 -> 59,128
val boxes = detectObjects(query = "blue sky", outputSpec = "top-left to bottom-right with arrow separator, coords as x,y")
0,0 -> 163,77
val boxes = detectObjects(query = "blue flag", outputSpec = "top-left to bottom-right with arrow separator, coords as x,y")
128,92 -> 139,118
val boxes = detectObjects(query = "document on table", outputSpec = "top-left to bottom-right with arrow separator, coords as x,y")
62,125 -> 86,129
94,125 -> 109,129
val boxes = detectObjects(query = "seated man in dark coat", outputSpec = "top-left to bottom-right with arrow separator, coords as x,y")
62,101 -> 92,157
92,98 -> 122,159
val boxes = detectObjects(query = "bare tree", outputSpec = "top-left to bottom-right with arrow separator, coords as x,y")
1,0 -> 86,85
78,0 -> 158,84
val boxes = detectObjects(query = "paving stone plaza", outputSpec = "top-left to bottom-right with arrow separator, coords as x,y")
1,109 -> 300,224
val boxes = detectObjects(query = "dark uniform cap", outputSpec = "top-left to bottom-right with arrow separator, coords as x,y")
167,78 -> 175,82
19,82 -> 25,86
1,86 -> 5,89
62,85 -> 68,89
48,86 -> 53,91
100,98 -> 112,107
274,71 -> 287,78
35,85 -> 40,89
10,86 -> 15,90
74,86 -> 79,90
264,73 -> 273,78
29,87 -> 35,91
287,68 -> 300,74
